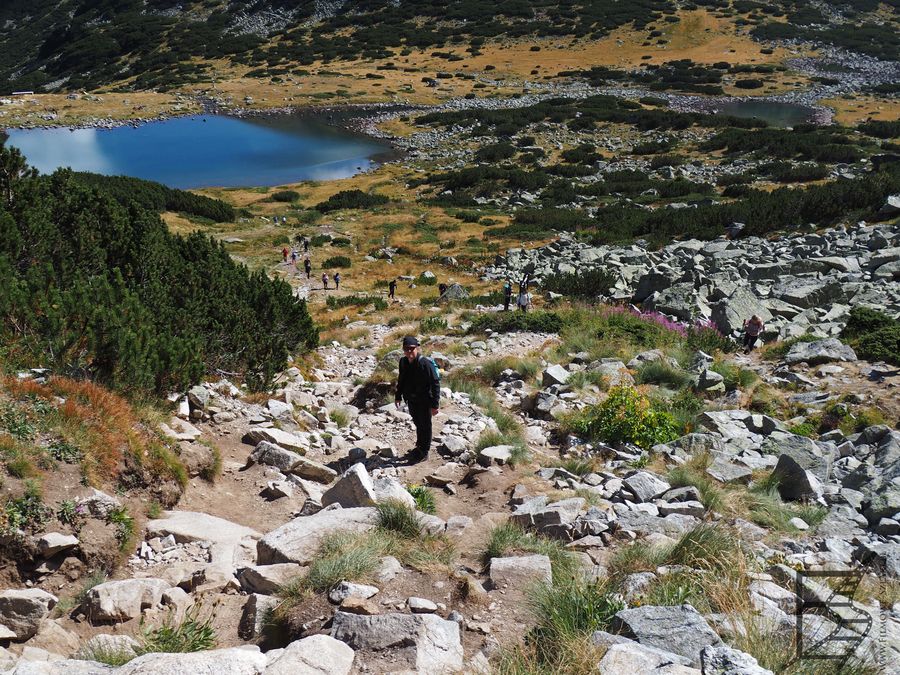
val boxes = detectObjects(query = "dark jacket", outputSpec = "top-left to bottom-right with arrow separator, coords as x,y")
396,355 -> 440,409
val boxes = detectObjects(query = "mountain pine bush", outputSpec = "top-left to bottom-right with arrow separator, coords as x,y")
0,147 -> 317,393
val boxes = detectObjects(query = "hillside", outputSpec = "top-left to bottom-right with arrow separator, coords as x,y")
1,1 -> 898,94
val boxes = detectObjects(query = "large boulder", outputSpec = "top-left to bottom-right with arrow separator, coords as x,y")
115,646 -> 268,674
85,579 -> 170,624
783,338 -> 857,366
623,472 -> 671,503
0,589 -> 58,641
331,611 -> 463,673
489,555 -> 553,588
247,441 -> 304,472
321,464 -> 377,508
596,641 -> 697,673
291,456 -> 338,484
266,634 -> 355,675
238,564 -> 305,595
610,604 -> 723,667
242,427 -> 308,454
710,288 -> 771,335
257,507 -> 378,565
146,511 -> 261,545
771,454 -> 824,502
700,645 -> 774,675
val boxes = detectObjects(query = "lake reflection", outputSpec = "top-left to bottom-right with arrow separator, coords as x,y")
5,114 -> 390,189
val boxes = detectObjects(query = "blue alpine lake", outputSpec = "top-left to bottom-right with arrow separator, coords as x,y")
4,114 -> 391,189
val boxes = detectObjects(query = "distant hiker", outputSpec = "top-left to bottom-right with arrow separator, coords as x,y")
438,282 -> 448,297
519,272 -> 531,295
322,272 -> 329,290
304,258 -> 312,279
303,237 -> 309,253
334,272 -> 341,290
282,246 -> 289,263
395,336 -> 440,464
742,315 -> 765,353
290,249 -> 298,265
517,289 -> 531,313
503,278 -> 513,311
388,279 -> 397,299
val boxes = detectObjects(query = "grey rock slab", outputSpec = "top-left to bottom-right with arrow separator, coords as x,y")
489,554 -> 553,587
706,458 -> 752,485
289,456 -> 338,484
85,579 -> 170,624
257,507 -> 378,565
477,445 -> 514,466
265,634 -> 355,675
36,533 -> 79,557
623,471 -> 671,502
542,364 -> 570,387
238,593 -> 279,640
408,597 -> 438,613
115,646 -> 268,674
242,427 -> 308,453
597,642 -> 699,673
771,454 -> 824,502
248,441 -> 304,472
0,589 -> 58,641
74,634 -> 140,662
784,338 -> 857,366
146,511 -> 261,544
0,661 -> 114,674
328,582 -> 380,604
610,604 -> 723,667
321,464 -> 377,508
700,645 -> 773,675
331,611 -> 463,673
238,563 -> 305,595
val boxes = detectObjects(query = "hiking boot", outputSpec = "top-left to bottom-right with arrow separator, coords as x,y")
406,448 -> 428,464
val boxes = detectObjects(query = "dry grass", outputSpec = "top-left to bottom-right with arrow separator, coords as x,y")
4,376 -> 185,487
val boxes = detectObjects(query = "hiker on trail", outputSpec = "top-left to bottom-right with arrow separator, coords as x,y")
322,272 -> 329,290
519,272 -> 531,295
503,278 -> 513,311
333,272 -> 341,290
282,246 -> 289,263
438,282 -> 448,297
304,258 -> 312,279
395,336 -> 440,464
388,279 -> 397,300
290,249 -> 298,266
303,237 -> 309,253
517,289 -> 531,313
742,315 -> 765,354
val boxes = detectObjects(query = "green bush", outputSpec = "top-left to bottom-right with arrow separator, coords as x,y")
634,360 -> 693,389
540,269 -> 616,300
841,307 -> 900,365
326,295 -> 386,311
376,499 -> 421,539
563,386 -> 678,450
419,316 -> 448,333
271,190 -> 299,202
687,322 -> 736,354
322,256 -> 351,269
407,485 -> 436,514
315,190 -> 390,212
468,311 -> 564,335
139,607 -> 217,654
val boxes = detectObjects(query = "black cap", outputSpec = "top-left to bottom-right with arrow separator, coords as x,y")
402,336 -> 420,348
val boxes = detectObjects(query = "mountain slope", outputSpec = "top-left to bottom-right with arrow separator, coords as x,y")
3,1 -> 896,94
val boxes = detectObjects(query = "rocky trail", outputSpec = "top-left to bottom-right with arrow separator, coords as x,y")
2,259 -> 900,673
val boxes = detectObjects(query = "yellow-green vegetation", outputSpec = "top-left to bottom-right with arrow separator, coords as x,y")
275,500 -> 455,616
666,453 -> 827,533
483,522 -> 578,583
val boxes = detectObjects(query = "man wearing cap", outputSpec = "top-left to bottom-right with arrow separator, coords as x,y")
395,336 -> 440,463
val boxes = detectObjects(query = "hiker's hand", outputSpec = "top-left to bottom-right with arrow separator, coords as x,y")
431,408 -> 438,417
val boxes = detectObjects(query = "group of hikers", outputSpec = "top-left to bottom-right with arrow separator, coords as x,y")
281,237 -> 340,291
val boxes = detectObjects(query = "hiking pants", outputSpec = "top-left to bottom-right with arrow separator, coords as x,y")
743,334 -> 758,351
408,400 -> 433,454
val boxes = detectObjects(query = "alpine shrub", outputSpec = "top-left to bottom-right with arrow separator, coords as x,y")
564,386 -> 679,449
